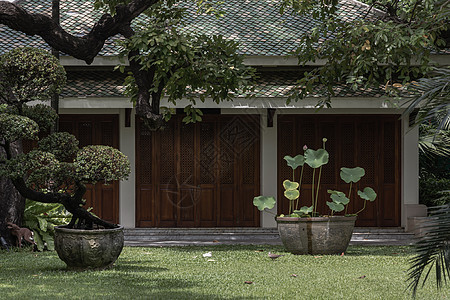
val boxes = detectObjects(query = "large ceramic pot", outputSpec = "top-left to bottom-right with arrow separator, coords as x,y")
54,225 -> 124,270
276,216 -> 356,255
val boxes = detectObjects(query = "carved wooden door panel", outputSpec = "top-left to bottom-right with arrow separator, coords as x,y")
136,114 -> 260,227
59,115 -> 120,224
277,115 -> 401,227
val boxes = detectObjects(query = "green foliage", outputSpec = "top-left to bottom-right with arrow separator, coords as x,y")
285,0 -> 449,108
327,190 -> 349,214
2,150 -> 59,180
283,154 -> 305,170
283,180 -> 300,201
117,2 -> 254,123
357,187 -> 377,202
22,104 -> 58,132
23,199 -> 71,251
340,167 -> 365,183
304,148 -> 329,169
420,175 -> 450,207
293,205 -> 314,216
326,201 -> 345,213
0,47 -> 66,105
253,196 -> 276,211
0,113 -> 38,141
38,132 -> 79,162
404,67 -> 450,129
74,145 -> 131,183
408,204 -> 450,297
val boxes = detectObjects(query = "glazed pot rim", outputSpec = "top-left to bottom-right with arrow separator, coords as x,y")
55,225 -> 124,234
276,216 -> 357,222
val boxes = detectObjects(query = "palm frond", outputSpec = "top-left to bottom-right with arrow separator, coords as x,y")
407,204 -> 450,297
404,67 -> 450,129
419,124 -> 450,159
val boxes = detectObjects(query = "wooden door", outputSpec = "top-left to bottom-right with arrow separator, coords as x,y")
59,114 -> 120,224
277,115 -> 401,227
136,114 -> 260,227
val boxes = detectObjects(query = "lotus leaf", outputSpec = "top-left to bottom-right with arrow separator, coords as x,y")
340,167 -> 365,183
283,154 -> 305,170
283,180 -> 299,191
305,149 -> 329,169
326,201 -> 345,212
330,193 -> 350,205
253,196 -> 276,211
284,189 -> 300,200
358,187 -> 377,201
294,206 -> 313,215
327,190 -> 346,197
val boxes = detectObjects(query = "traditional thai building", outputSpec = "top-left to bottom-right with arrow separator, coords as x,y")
1,0 -> 446,229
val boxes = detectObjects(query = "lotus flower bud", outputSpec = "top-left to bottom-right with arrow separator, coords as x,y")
303,145 -> 308,151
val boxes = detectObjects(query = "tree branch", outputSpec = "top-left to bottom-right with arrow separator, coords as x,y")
0,0 -> 158,64
11,177 -> 64,204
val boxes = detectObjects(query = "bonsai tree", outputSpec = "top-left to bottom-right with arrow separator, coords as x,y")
0,47 -> 130,230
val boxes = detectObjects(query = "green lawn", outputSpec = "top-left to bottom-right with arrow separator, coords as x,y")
0,245 -> 448,299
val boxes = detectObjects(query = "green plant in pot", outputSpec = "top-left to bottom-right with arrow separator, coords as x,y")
0,48 -> 131,270
253,138 -> 377,255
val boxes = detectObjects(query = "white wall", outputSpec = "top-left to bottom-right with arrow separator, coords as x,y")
118,109 -> 136,228
402,117 -> 420,227
61,100 -> 420,228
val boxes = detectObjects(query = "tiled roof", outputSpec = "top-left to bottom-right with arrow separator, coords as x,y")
1,0 -> 377,56
61,70 -> 385,99
61,71 -> 127,98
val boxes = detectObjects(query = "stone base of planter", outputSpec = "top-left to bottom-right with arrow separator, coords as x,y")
277,216 -> 356,255
54,225 -> 124,270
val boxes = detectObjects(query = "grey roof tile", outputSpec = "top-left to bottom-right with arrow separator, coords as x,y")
62,70 -> 384,99
1,0 -> 378,56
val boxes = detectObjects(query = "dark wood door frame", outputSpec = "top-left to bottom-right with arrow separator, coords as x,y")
277,114 -> 401,227
136,114 -> 261,228
59,114 -> 120,225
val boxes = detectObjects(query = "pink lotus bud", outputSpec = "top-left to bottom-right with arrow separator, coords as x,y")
303,145 -> 308,151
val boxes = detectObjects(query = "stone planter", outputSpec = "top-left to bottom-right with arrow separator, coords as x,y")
276,216 -> 356,255
54,225 -> 124,270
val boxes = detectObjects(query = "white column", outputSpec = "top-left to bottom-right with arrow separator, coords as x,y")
260,111 -> 278,228
402,116 -> 420,227
119,108 -> 136,228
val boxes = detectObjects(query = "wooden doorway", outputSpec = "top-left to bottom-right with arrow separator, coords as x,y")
277,115 -> 401,227
136,114 -> 260,227
59,114 -> 120,224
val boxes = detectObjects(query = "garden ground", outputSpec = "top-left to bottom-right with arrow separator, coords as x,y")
0,245 -> 449,299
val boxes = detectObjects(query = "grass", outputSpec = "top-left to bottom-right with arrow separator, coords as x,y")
0,245 -> 449,299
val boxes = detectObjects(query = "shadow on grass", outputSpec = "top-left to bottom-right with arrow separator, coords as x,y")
0,251 -> 251,300
147,244 -> 414,257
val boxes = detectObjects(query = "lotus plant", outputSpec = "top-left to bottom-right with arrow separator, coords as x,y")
253,138 -> 377,217
327,167 -> 377,216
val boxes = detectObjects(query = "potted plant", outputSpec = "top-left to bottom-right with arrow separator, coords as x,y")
253,138 -> 377,255
0,47 -> 131,270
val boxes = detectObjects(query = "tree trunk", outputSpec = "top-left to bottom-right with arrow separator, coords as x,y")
0,141 -> 25,246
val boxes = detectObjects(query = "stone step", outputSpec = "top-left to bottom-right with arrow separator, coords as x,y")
123,227 -> 415,246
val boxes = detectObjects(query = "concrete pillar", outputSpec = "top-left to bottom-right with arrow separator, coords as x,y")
260,111 -> 278,228
401,116 -> 420,228
119,108 -> 136,228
